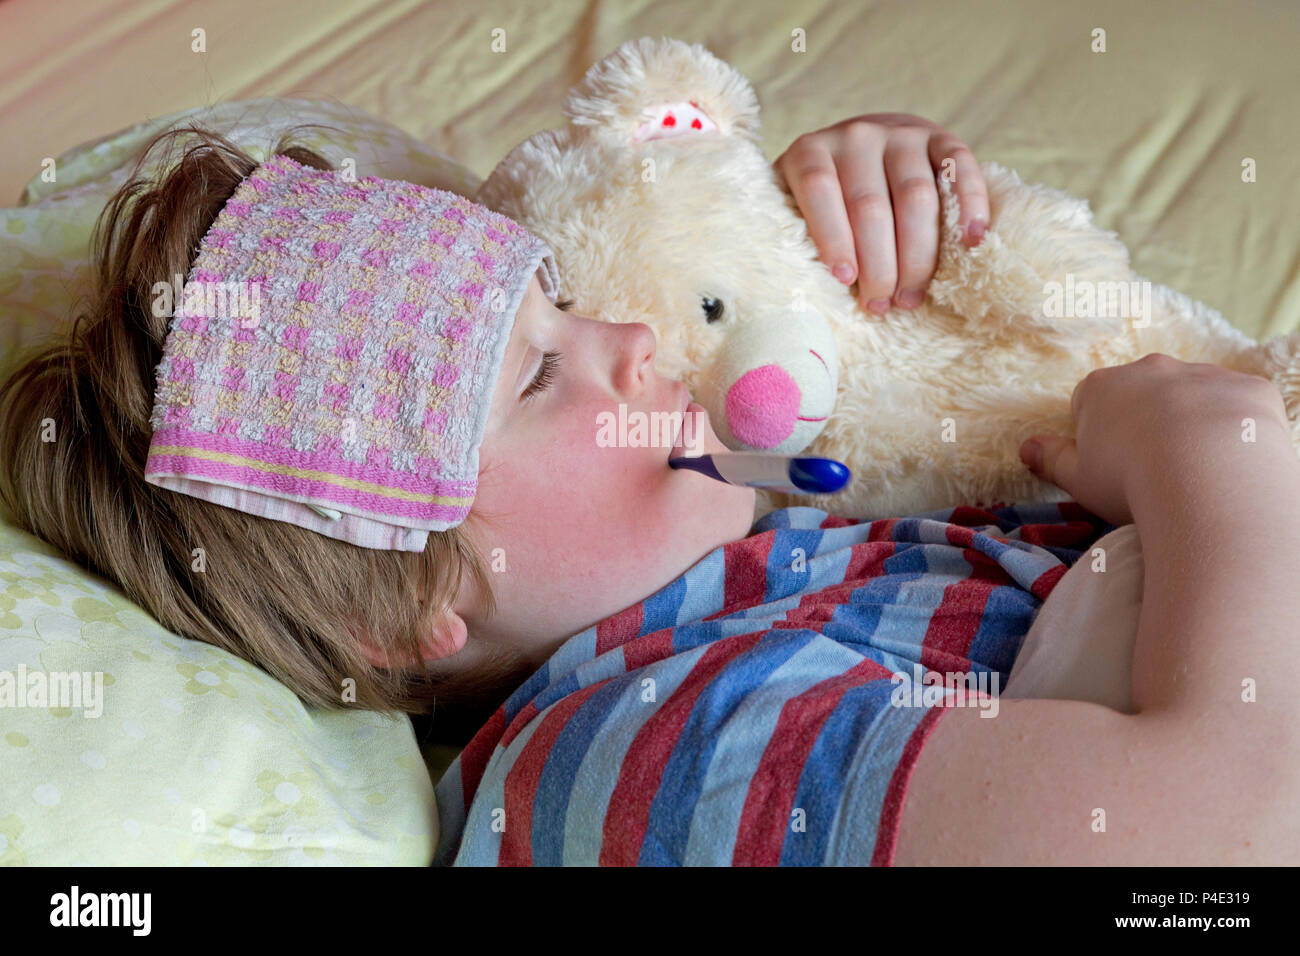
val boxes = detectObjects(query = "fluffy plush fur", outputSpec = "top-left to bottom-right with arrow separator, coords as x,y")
478,36 -> 1300,521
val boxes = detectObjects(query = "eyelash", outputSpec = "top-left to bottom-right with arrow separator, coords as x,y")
519,299 -> 574,401
522,350 -> 562,401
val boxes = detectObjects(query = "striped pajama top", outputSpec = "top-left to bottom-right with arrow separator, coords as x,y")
432,501 -> 1113,866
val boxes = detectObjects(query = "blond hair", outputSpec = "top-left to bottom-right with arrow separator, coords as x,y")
0,125 -> 529,742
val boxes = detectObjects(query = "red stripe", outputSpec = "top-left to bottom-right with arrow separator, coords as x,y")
872,705 -> 951,865
773,539 -> 896,631
623,628 -> 676,673
733,659 -> 885,865
921,537 -> 1002,670
866,517 -> 899,542
942,523 -> 977,550
1019,521 -> 1096,549
722,531 -> 774,613
456,708 -> 509,816
818,514 -> 857,529
945,504 -> 999,527
499,700 -> 540,750
774,592 -> 837,630
1029,562 -> 1069,601
596,600 -> 644,656
845,539 -> 893,581
599,630 -> 768,866
499,681 -> 607,866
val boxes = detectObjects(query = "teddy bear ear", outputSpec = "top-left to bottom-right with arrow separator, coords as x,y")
632,101 -> 719,144
563,36 -> 761,147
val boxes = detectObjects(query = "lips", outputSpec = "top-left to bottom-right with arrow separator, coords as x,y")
668,383 -> 689,452
670,400 -> 706,458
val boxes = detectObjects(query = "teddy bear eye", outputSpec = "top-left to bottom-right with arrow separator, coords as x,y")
702,296 -> 724,324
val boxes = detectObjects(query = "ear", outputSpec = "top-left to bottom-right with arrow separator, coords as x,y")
356,609 -> 468,670
562,36 -> 761,147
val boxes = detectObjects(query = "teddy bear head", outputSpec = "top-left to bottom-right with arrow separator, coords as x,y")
477,36 -> 852,454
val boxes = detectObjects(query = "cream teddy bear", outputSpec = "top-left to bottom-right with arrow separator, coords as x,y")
478,36 -> 1300,521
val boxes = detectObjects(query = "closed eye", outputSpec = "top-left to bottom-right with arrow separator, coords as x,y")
522,350 -> 562,401
520,299 -> 573,401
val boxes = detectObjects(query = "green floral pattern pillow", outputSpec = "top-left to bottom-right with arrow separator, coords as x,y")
0,98 -> 482,864
0,520 -> 438,865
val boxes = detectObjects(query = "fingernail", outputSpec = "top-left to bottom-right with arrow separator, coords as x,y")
866,298 -> 891,314
964,219 -> 987,247
832,262 -> 856,284
896,289 -> 923,309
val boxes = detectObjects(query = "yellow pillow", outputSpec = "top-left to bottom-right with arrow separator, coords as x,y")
0,97 -> 477,864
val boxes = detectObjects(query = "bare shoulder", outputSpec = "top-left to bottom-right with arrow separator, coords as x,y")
892,698 -> 1300,866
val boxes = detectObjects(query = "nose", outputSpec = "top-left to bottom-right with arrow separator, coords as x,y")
613,321 -> 658,396
725,364 -> 801,448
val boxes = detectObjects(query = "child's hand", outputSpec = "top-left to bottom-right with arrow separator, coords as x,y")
772,113 -> 989,314
1020,354 -> 1293,527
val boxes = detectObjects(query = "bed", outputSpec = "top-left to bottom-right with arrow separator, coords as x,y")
0,0 -> 1295,864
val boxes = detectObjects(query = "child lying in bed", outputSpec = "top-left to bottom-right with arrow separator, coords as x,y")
2,116 -> 1298,868
428,273 -> 1300,867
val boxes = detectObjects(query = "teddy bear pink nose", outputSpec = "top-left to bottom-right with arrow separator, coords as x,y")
725,364 -> 801,448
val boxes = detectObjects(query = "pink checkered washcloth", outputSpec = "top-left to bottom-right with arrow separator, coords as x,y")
144,153 -> 559,551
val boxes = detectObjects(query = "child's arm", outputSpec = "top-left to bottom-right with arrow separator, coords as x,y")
772,113 -> 989,314
892,355 -> 1300,864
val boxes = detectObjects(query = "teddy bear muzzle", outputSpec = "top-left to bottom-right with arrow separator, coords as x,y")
716,347 -> 837,454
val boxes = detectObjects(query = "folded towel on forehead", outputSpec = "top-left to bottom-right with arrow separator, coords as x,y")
144,153 -> 559,551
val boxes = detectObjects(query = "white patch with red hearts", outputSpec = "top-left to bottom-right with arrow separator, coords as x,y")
633,101 -> 718,143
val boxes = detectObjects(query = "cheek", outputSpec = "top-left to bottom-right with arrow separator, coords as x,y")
556,398 -> 678,512
508,398 -> 685,560
480,389 -> 754,600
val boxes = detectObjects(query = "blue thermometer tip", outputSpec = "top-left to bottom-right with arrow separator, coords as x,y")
788,457 -> 852,494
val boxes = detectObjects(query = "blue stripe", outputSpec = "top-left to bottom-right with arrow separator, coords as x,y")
781,677 -> 895,864
546,627 -> 598,683
755,505 -> 825,533
681,633 -> 869,864
523,666 -> 587,718
763,528 -> 826,603
676,548 -> 727,624
530,674 -> 630,864
885,516 -> 922,541
751,509 -> 790,533
641,571 -> 688,634
431,760 -> 465,866
562,650 -> 706,864
498,659 -> 554,726
820,542 -> 928,653
815,521 -> 870,551
806,539 -> 854,592
827,677 -> 937,865
451,714 -> 550,865
639,628 -> 816,865
967,582 -> 1040,675
988,542 -> 1060,592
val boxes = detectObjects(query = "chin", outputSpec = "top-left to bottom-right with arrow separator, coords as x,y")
724,485 -> 759,538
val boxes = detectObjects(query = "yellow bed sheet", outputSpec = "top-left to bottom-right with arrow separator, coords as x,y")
0,0 -> 1296,339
